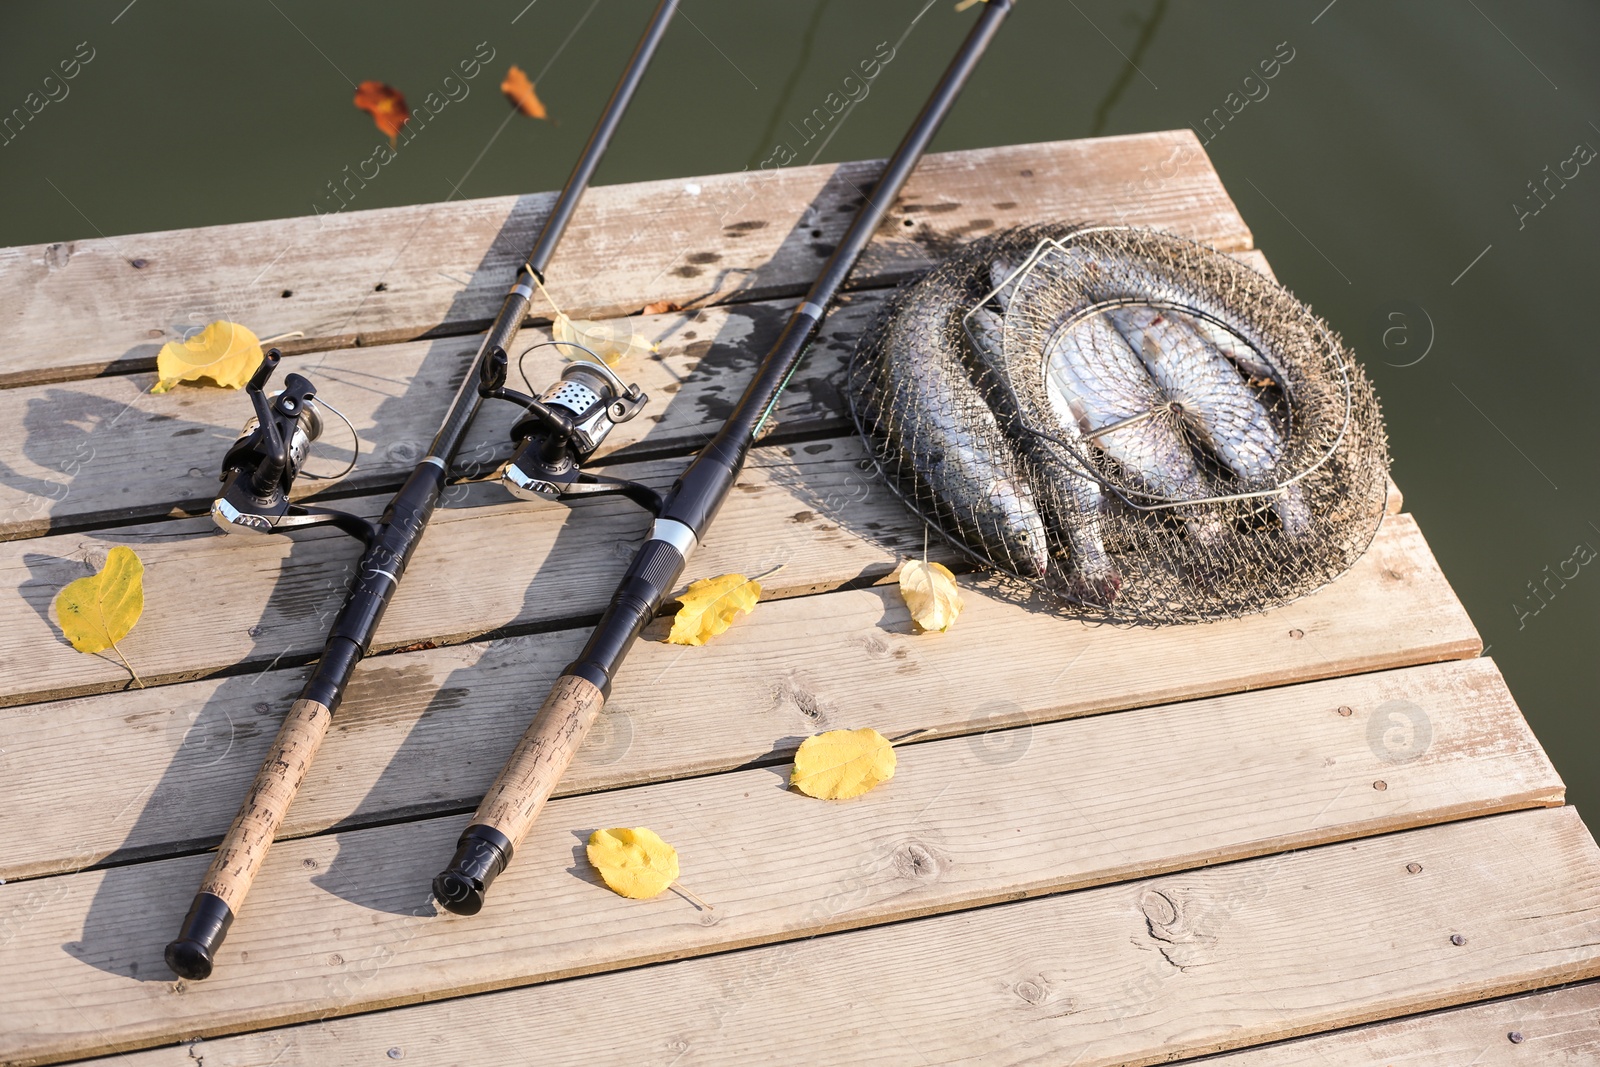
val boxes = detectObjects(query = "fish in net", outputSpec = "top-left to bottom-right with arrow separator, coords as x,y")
846,223 -> 1390,625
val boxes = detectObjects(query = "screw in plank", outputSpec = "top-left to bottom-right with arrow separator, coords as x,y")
388,1049 -> 405,1059
1406,862 -> 1422,874
1508,1031 -> 1524,1043
1337,705 -> 1353,717
1450,933 -> 1466,946
1288,628 -> 1304,639
1373,780 -> 1388,791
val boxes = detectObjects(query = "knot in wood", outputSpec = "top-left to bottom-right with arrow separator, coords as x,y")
892,841 -> 943,882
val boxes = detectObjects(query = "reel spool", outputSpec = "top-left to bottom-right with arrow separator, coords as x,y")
848,223 -> 1390,625
502,353 -> 648,500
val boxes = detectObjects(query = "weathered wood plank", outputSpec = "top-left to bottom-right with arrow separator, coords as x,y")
0,584 -> 1514,880
0,134 -> 1248,388
0,293 -> 875,540
1206,979 -> 1600,1065
0,243 -> 1404,548
106,980 -> 1600,1067
9,806 -> 1594,1067
0,426 -> 1469,710
0,437 -> 926,706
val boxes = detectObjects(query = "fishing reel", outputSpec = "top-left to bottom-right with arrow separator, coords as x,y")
212,350 -> 373,542
480,342 -> 662,515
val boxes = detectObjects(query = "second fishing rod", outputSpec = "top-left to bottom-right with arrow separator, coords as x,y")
164,0 -> 680,981
434,0 -> 1016,915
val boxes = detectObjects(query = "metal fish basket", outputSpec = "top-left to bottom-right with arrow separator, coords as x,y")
846,223 -> 1390,624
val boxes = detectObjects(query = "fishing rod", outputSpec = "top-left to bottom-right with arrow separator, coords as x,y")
433,0 -> 1015,915
165,0 -> 681,981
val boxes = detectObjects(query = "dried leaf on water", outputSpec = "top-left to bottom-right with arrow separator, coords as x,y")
53,546 -> 145,686
552,312 -> 657,367
150,321 -> 263,394
790,728 -> 897,800
666,573 -> 761,646
586,827 -> 679,899
899,559 -> 963,632
501,65 -> 548,119
354,81 -> 409,145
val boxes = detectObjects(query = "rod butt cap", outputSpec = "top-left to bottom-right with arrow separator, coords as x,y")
433,825 -> 513,916
165,892 -> 234,980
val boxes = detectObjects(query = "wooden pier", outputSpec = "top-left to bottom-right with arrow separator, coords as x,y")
1,132 -> 1597,1065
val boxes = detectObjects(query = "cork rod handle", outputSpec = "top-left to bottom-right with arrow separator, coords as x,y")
478,674 -> 606,843
165,697 -> 332,979
433,675 -> 605,914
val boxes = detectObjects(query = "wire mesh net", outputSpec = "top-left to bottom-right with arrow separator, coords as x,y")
847,223 -> 1390,624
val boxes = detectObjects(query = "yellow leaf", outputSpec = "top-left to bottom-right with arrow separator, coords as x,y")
151,321 -> 263,393
791,728 -> 897,800
666,573 -> 760,646
53,546 -> 146,687
552,312 -> 656,367
898,559 -> 963,632
586,826 -> 679,899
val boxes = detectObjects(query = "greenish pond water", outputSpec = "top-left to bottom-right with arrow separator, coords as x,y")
2,1 -> 1596,815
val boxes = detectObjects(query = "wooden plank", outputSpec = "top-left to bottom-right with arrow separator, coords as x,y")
0,426 -> 1469,709
8,803 -> 1594,1067
101,981 -> 1600,1067
1206,980 -> 1600,1065
0,292 -> 878,540
0,597 -> 1512,879
0,244 -> 1406,546
0,436 -> 932,707
0,669 -> 1568,1064
0,134 -> 1249,388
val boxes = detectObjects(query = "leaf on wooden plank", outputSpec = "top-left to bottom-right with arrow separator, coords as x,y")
150,321 -> 263,393
501,65 -> 548,119
790,728 -> 897,800
586,827 -> 679,899
640,299 -> 683,316
353,81 -> 409,145
53,546 -> 145,687
899,559 -> 963,632
552,312 -> 656,367
666,573 -> 761,646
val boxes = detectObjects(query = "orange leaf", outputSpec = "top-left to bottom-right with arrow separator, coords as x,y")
501,65 -> 548,119
354,81 -> 409,145
641,300 -> 683,316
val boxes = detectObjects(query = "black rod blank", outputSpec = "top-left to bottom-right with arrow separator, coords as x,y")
164,0 -> 681,981
433,0 -> 1015,916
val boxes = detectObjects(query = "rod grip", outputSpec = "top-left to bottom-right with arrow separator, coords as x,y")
165,697 -> 332,979
433,675 -> 605,914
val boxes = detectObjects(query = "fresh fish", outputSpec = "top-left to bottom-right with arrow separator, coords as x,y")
1040,311 -> 1220,535
965,303 -> 1121,602
997,240 -> 1311,538
1106,306 -> 1311,536
870,282 -> 1052,577
989,256 -> 1219,534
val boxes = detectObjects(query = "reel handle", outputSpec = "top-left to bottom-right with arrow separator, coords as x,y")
165,697 -> 333,980
432,675 -> 606,914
